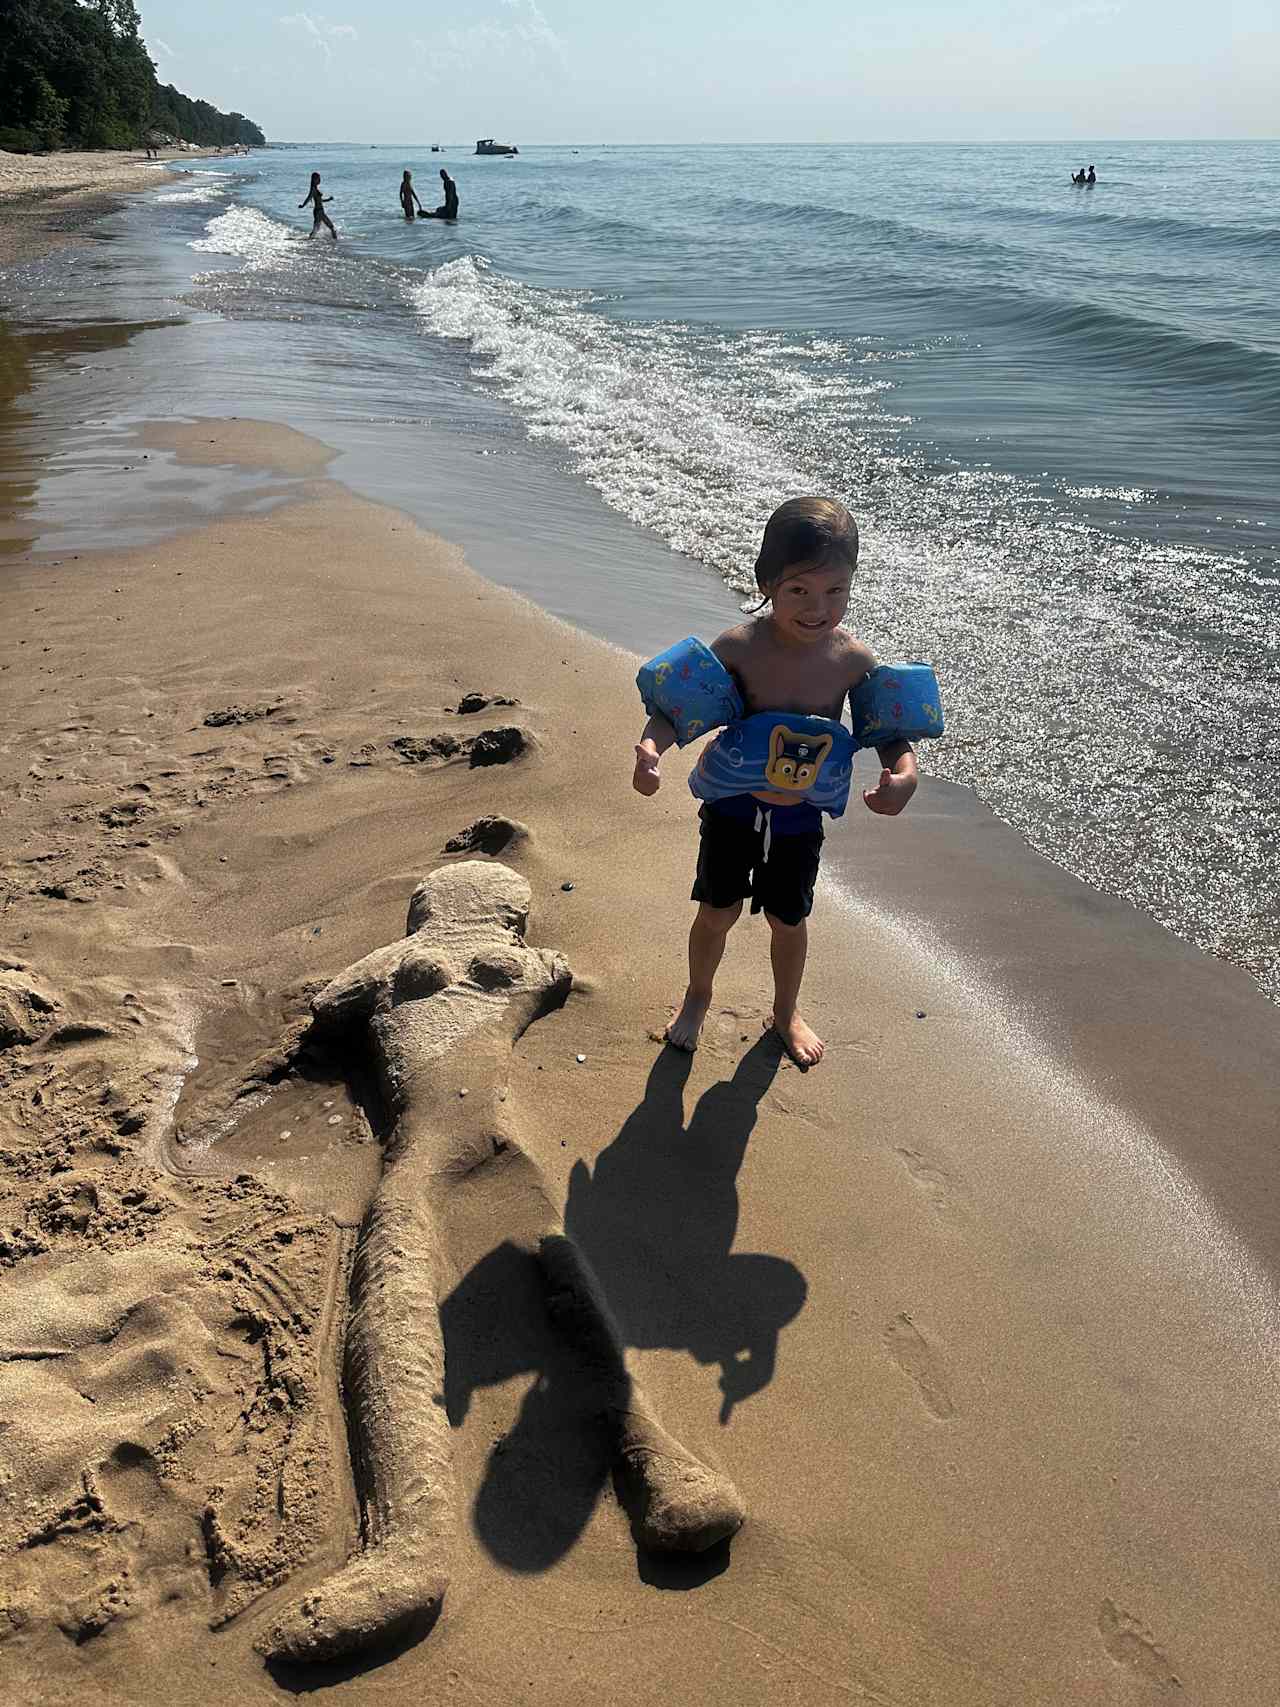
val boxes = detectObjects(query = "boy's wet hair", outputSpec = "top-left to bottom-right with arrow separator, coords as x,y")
754,497 -> 858,595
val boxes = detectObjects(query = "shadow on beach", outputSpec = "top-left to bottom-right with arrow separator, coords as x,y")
440,1038 -> 807,1574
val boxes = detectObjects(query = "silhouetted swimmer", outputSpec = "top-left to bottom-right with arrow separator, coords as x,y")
299,171 -> 337,240
399,169 -> 423,220
1086,164 -> 1096,184
1072,166 -> 1087,184
420,167 -> 459,221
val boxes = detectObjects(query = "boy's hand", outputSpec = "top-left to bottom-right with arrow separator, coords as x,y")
633,742 -> 661,796
863,768 -> 917,815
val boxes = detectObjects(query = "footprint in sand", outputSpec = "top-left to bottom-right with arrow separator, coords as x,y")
646,1005 -> 767,1056
1098,1599 -> 1182,1691
884,1313 -> 955,1419
895,1145 -> 962,1217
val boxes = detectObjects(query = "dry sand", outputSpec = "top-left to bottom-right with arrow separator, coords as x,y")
3,421 -> 1280,1704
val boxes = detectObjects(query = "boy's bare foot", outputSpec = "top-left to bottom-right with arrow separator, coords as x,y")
665,989 -> 711,1052
767,1012 -> 825,1067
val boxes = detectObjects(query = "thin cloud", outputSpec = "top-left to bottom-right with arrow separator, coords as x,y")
278,12 -> 359,62
415,1 -> 566,81
153,39 -> 176,59
500,0 -> 565,59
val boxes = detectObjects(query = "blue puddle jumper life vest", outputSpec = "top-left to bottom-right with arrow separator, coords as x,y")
636,637 -> 944,821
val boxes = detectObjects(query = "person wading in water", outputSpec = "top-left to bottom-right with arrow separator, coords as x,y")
299,172 -> 337,239
399,170 -> 424,219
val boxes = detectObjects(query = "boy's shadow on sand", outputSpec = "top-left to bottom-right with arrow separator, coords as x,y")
440,1038 -> 808,1576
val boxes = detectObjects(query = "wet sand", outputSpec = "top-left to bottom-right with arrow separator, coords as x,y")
3,420 -> 1280,1704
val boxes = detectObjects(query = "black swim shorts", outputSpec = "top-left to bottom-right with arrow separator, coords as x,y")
691,797 -> 824,927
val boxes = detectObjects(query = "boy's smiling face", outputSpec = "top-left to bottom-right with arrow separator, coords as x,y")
766,558 -> 853,644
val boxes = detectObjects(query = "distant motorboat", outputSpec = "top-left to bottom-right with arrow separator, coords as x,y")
475,138 -> 518,156
431,144 -> 440,153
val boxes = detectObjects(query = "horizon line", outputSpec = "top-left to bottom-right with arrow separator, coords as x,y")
263,135 -> 1280,149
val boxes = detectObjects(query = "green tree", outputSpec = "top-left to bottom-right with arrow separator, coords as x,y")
0,0 -> 263,153
90,1 -> 142,43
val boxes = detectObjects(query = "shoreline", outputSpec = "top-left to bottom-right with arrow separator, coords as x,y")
3,418 -> 1280,1701
0,149 -> 216,267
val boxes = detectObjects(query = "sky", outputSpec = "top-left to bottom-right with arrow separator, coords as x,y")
138,0 -> 1279,144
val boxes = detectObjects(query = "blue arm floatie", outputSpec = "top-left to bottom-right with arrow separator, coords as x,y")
636,637 -> 743,746
849,663 -> 944,747
638,640 -> 944,821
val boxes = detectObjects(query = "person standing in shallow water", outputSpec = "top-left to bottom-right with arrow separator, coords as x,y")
399,170 -> 423,219
299,172 -> 337,240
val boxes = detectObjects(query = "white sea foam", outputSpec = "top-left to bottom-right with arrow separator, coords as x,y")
158,186 -> 227,204
190,205 -> 295,266
407,256 -> 895,580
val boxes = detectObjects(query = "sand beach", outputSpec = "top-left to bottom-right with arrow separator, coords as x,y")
0,151 -> 214,268
3,179 -> 1280,1706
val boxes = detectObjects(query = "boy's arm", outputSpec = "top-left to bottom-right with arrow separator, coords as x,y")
634,625 -> 744,796
708,626 -> 748,673
847,641 -> 918,816
863,739 -> 918,816
633,711 -> 677,796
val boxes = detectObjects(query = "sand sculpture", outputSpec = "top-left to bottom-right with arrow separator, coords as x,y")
258,861 -> 744,1663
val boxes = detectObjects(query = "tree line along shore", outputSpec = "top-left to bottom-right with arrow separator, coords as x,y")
0,0 -> 264,155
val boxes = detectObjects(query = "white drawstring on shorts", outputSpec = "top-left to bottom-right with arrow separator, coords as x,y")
753,806 -> 773,864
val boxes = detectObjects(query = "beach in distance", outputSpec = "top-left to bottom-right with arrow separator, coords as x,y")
1,140 -> 1280,1704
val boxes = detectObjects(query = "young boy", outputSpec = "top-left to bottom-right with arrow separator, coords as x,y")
632,497 -> 917,1067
